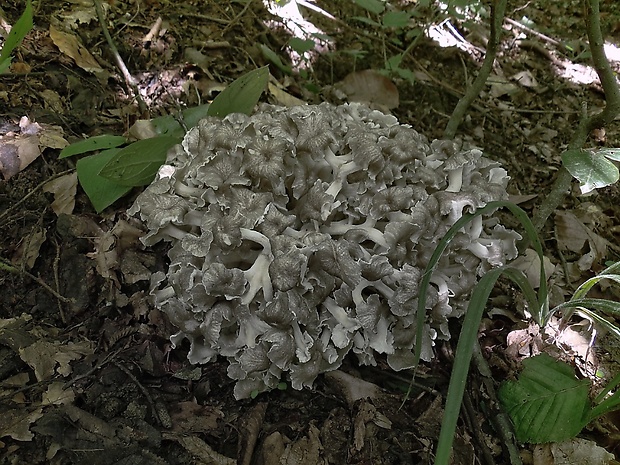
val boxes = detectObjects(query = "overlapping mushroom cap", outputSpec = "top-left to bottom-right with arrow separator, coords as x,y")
129,103 -> 519,399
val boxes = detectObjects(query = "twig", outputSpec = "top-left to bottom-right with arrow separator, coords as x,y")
444,0 -> 508,139
0,169 -> 73,226
0,257 -> 73,304
113,361 -> 163,427
505,17 -> 562,48
530,0 -> 620,233
221,0 -> 255,35
92,0 -> 147,114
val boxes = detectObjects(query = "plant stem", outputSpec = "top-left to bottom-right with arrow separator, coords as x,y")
531,0 -> 620,232
444,0 -> 507,139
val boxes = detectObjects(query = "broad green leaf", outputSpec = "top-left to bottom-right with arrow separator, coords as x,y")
354,0 -> 385,14
258,45 -> 292,74
0,0 -> 33,70
289,38 -> 315,54
76,149 -> 132,213
562,149 -> 619,194
98,136 -> 181,186
382,11 -> 412,28
59,135 -> 127,158
498,353 -> 590,443
207,66 -> 270,118
150,104 -> 211,137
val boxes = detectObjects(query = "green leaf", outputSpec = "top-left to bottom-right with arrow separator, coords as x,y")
382,11 -> 412,28
354,0 -> 385,14
150,104 -> 211,137
499,353 -> 590,443
259,45 -> 292,75
0,0 -> 33,72
289,37 -> 315,54
562,149 -> 619,194
59,135 -> 127,158
207,66 -> 269,119
76,149 -> 132,213
98,136 -> 181,186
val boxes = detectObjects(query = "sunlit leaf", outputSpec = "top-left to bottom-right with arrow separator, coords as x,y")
499,353 -> 590,443
207,66 -> 270,118
598,148 -> 620,162
59,135 -> 127,158
562,149 -> 619,194
98,136 -> 181,187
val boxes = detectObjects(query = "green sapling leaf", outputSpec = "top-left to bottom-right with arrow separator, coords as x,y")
76,148 -> 132,213
562,149 -> 619,194
354,0 -> 385,14
382,11 -> 412,28
498,353 -> 590,443
59,135 -> 127,158
207,65 -> 270,118
288,37 -> 316,55
98,136 -> 181,187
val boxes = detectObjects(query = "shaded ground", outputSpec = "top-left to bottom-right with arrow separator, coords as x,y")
1,0 -> 619,464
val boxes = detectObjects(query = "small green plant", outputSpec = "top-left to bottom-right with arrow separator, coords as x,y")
416,202 -> 620,464
0,0 -> 33,73
562,148 -> 620,194
59,66 -> 269,212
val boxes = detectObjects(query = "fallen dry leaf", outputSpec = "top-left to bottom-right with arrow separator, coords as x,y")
0,408 -> 44,442
43,172 -> 78,215
336,69 -> 399,110
0,131 -> 40,180
42,382 -> 75,406
49,23 -> 104,75
555,210 -> 608,271
18,340 -> 94,381
11,226 -> 46,270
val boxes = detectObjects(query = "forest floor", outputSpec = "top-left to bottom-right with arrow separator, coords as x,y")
1,0 -> 620,464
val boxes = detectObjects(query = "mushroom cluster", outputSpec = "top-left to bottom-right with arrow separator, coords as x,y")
129,103 -> 519,399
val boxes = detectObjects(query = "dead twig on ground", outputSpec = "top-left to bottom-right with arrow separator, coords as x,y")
93,0 -> 147,114
0,257 -> 73,305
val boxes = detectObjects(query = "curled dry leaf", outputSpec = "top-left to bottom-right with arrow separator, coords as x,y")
49,23 -> 104,75
0,117 -> 68,179
43,172 -> 78,215
555,210 -> 609,271
336,69 -> 399,110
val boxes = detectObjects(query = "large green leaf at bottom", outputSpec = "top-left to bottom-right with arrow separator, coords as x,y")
76,148 -> 132,213
499,353 -> 590,443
